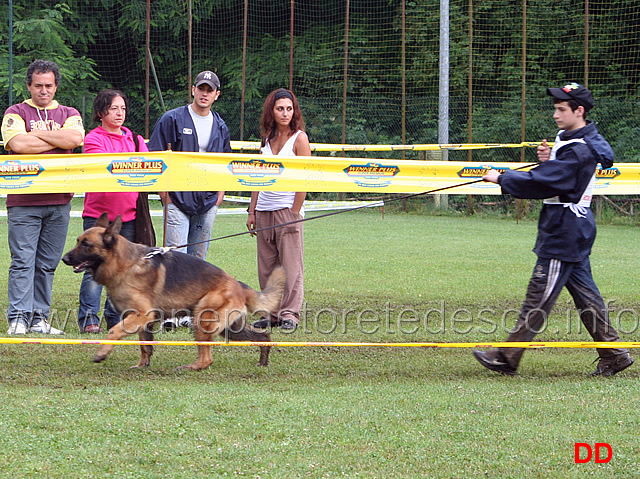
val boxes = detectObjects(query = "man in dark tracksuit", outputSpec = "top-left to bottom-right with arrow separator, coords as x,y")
474,83 -> 633,377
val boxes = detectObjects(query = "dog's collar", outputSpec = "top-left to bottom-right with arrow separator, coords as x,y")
144,247 -> 174,259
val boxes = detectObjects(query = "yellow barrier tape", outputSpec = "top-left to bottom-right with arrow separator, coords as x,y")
1,151 -> 638,194
231,141 -> 545,152
1,338 -> 640,348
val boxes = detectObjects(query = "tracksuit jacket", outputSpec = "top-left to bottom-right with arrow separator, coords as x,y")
497,121 -> 613,263
147,105 -> 231,216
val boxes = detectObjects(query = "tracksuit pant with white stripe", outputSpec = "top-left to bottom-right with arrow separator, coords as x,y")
500,256 -> 628,369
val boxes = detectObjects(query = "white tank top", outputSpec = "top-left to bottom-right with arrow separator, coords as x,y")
256,130 -> 304,216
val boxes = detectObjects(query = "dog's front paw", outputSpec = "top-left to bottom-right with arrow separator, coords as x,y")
130,358 -> 150,369
94,344 -> 114,363
175,364 -> 195,371
175,363 -> 208,371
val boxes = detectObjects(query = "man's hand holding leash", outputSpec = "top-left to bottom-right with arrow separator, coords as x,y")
537,138 -> 551,162
482,169 -> 502,184
483,138 -> 551,184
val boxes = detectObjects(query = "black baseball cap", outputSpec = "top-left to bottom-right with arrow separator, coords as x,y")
547,82 -> 594,109
194,71 -> 220,90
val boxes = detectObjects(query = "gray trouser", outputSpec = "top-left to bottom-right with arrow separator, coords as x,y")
7,204 -> 71,325
501,256 -> 627,369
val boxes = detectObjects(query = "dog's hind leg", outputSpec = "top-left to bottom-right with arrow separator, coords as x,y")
223,321 -> 272,367
176,307 -> 226,371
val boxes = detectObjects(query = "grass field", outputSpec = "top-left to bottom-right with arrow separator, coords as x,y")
0,207 -> 639,478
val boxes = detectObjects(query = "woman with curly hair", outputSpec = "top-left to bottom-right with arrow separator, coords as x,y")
246,89 -> 311,331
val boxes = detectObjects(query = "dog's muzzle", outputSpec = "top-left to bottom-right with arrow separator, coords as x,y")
62,252 -> 91,273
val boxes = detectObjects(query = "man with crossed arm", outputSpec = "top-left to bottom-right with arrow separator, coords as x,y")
1,60 -> 84,335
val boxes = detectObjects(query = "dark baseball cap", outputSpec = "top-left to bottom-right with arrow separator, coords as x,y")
194,71 -> 220,90
547,82 -> 594,109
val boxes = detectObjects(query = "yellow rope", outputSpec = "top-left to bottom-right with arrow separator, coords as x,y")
1,338 -> 639,348
230,140 -> 546,152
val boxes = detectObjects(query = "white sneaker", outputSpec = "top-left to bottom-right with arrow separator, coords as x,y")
7,321 -> 28,335
178,316 -> 193,328
30,319 -> 65,335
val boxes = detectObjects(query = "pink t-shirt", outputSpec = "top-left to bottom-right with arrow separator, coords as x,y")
82,126 -> 148,222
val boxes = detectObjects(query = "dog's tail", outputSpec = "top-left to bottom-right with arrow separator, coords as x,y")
244,266 -> 286,316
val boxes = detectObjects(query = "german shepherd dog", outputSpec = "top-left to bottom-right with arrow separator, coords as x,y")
62,213 -> 285,370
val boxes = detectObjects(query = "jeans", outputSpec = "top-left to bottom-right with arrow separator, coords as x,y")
77,217 -> 136,329
164,203 -> 218,260
7,203 -> 71,326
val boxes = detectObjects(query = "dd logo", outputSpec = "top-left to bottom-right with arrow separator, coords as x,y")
574,443 -> 612,464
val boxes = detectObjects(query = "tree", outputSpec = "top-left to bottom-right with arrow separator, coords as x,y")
0,2 -> 99,110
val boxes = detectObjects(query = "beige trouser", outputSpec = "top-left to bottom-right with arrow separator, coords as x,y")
255,208 -> 304,323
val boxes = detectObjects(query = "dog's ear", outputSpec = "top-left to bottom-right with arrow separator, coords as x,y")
103,215 -> 123,248
95,212 -> 109,229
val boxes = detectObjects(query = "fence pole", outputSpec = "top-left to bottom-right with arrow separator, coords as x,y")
340,0 -> 350,201
341,0 -> 350,149
145,0 -> 150,138
240,0 -> 248,140
437,0 -> 450,210
466,0 -> 474,215
290,0 -> 295,90
187,0 -> 192,101
520,0 -> 526,163
584,0 -> 589,87
148,50 -> 166,113
467,0 -> 473,163
8,0 -> 13,107
401,0 -> 406,156
516,0 -> 528,220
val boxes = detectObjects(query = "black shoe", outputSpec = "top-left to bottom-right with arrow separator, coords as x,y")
280,318 -> 298,331
162,318 -> 178,331
591,353 -> 634,377
251,318 -> 271,329
473,350 -> 516,376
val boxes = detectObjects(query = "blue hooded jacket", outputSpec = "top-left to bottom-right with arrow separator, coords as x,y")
148,105 -> 232,216
498,121 -> 613,262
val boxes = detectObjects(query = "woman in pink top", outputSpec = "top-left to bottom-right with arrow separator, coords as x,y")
78,89 -> 148,333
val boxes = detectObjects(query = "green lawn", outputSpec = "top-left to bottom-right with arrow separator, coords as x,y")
0,209 -> 639,478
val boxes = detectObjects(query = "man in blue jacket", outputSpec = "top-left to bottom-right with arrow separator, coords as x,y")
474,83 -> 633,377
148,70 -> 230,329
